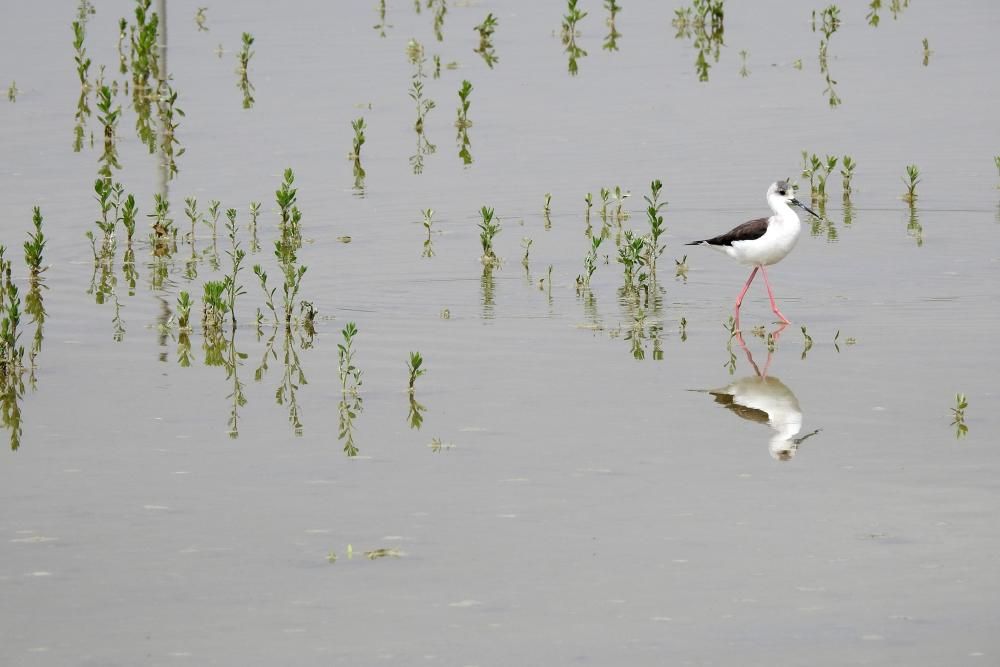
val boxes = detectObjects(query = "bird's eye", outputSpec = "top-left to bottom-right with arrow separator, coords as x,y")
778,190 -> 786,196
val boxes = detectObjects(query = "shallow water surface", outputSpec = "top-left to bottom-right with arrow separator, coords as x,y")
1,1 -> 999,665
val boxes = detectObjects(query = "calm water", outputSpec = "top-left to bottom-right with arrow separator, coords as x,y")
1,1 -> 999,665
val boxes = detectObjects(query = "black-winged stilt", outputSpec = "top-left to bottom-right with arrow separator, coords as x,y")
686,181 -> 819,324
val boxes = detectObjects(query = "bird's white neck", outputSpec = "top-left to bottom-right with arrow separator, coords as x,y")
767,195 -> 800,225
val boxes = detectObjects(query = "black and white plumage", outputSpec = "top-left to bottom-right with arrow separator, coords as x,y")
686,181 -> 820,323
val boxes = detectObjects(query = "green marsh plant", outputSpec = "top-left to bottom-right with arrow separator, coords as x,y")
421,208 -> 435,257
840,155 -> 856,199
223,208 -> 247,330
922,38 -> 931,66
617,230 -> 649,300
96,85 -> 123,178
643,179 -> 667,273
561,0 -> 589,76
116,18 -> 128,74
350,117 -> 367,189
275,168 -> 303,249
258,168 -> 311,330
7,81 -> 18,102
184,197 -> 201,241
0,248 -> 26,450
603,0 -> 622,51
429,0 -> 448,41
201,280 -> 229,332
148,192 -> 177,251
672,0 -> 726,82
455,80 -> 473,164
478,206 -> 501,264
577,234 -> 605,287
237,32 -> 255,108
195,7 -> 208,31
129,0 -> 161,151
338,390 -> 363,456
406,351 -> 426,392
156,82 -> 184,179
866,0 -> 882,26
407,40 -> 437,173
950,393 -> 968,438
224,328 -> 248,439
815,5 -> 842,107
338,322 -> 363,394
72,21 -> 92,151
72,20 -> 92,91
176,290 -> 193,331
206,199 -> 221,238
249,201 -> 262,252
800,325 -> 813,360
93,178 -> 122,252
611,186 -> 631,224
739,49 -> 749,77
23,208 -> 47,280
407,392 -> 427,430
473,13 -> 499,68
901,164 -> 920,203
0,246 -> 26,376
408,51 -> 437,174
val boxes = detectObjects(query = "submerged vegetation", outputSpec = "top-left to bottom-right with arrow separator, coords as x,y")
951,393 -> 968,439
814,5 -> 842,107
561,0 -> 588,76
672,0 -> 725,82
603,0 -> 622,51
455,79 -> 473,165
237,32 -> 256,108
473,13 -> 499,68
0,2 -> 989,460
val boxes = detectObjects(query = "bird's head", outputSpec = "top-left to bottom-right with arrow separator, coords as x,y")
768,180 -> 820,219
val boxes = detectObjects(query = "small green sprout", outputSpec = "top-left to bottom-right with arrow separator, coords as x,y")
901,164 -> 920,203
407,351 -> 425,391
473,13 -> 499,68
478,206 -> 500,264
951,393 -> 968,438
841,155 -> 856,198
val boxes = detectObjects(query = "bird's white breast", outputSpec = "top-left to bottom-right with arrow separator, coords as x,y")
727,211 -> 802,267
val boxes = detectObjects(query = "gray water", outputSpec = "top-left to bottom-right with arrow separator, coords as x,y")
1,1 -> 999,665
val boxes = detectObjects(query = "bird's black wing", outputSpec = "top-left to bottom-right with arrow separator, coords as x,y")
709,391 -> 770,425
686,217 -> 769,247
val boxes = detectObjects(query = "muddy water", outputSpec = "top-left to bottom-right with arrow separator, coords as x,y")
1,1 -> 999,665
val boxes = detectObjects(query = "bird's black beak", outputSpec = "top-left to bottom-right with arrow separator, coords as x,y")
790,198 -> 821,219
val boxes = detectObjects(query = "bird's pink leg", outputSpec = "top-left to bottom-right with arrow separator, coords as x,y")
734,267 -> 758,313
760,266 -> 790,324
732,267 -> 757,343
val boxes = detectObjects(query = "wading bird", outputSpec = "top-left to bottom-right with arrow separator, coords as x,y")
687,181 -> 819,324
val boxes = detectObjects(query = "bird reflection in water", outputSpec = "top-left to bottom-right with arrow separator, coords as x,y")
703,324 -> 821,461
